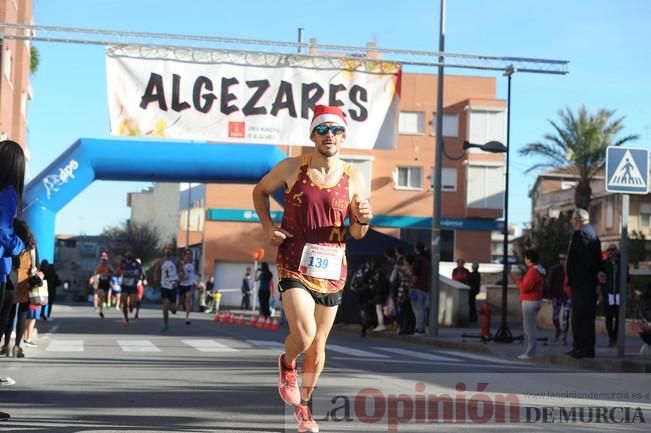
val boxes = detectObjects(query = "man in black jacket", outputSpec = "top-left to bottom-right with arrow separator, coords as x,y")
566,208 -> 603,359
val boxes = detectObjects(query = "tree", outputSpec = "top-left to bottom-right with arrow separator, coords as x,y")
517,214 -> 572,271
30,46 -> 40,74
520,106 -> 638,210
101,221 -> 162,265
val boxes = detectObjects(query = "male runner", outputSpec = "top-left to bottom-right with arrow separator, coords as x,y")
252,105 -> 372,432
153,244 -> 185,332
178,249 -> 197,325
119,247 -> 142,327
93,252 -> 113,319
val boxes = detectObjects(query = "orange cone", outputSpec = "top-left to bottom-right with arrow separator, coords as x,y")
248,315 -> 257,327
214,311 -> 223,322
255,315 -> 265,328
228,312 -> 236,324
264,317 -> 272,329
270,318 -> 280,330
238,315 -> 245,325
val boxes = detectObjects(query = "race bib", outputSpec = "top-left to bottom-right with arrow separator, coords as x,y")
123,277 -> 136,286
299,243 -> 344,280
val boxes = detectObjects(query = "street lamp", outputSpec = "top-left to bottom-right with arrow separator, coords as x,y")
492,65 -> 517,343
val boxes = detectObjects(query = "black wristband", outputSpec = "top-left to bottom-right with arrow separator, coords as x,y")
355,217 -> 369,226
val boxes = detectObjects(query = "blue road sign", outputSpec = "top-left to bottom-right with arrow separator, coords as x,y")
605,146 -> 649,194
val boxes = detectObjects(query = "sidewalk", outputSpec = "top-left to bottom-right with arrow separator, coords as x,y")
331,319 -> 651,373
217,307 -> 651,372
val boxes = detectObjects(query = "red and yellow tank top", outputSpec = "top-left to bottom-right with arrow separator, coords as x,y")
277,154 -> 352,294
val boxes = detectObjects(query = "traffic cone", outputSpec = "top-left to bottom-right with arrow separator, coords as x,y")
214,311 -> 222,322
228,312 -> 236,324
255,315 -> 265,328
264,317 -> 272,329
270,318 -> 280,330
238,315 -> 245,325
248,315 -> 257,327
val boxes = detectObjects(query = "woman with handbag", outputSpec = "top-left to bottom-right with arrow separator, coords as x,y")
0,140 -> 27,419
1,220 -> 41,357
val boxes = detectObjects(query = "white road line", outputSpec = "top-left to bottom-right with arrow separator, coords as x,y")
329,356 -> 565,370
183,339 -> 239,352
326,344 -> 388,358
46,340 -> 84,352
246,339 -> 285,350
437,350 -> 524,365
373,346 -> 458,362
118,340 -> 161,352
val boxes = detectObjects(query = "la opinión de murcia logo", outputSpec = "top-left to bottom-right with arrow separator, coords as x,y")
43,159 -> 79,200
310,382 -> 647,432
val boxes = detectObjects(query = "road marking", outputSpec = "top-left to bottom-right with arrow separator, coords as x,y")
246,339 -> 285,350
46,340 -> 84,352
373,346 -> 458,362
437,350 -> 524,365
329,356 -> 566,370
41,324 -> 60,339
327,344 -> 388,358
183,339 -> 239,352
118,340 -> 161,352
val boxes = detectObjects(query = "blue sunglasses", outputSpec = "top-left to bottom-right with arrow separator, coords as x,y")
313,124 -> 346,136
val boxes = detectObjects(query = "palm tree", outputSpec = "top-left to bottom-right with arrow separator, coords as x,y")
520,106 -> 638,210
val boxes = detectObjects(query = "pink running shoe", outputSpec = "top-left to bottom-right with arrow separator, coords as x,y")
294,404 -> 319,433
277,353 -> 300,406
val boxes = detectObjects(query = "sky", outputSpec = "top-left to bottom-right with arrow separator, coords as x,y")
26,0 -> 651,235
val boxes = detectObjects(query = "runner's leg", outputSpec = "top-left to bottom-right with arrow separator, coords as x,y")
301,303 -> 338,401
282,289 -> 317,367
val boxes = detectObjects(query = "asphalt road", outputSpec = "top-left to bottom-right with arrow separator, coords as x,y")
1,304 -> 649,433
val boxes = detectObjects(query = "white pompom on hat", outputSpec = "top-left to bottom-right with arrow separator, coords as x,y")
309,105 -> 347,133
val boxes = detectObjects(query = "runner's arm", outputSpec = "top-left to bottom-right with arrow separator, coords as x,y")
252,158 -> 295,246
348,167 -> 372,240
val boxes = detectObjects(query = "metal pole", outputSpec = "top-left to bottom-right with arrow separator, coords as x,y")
617,194 -> 629,358
185,182 -> 191,247
428,0 -> 445,337
289,28 -> 304,158
494,67 -> 515,342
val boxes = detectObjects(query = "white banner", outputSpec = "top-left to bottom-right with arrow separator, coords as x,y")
106,46 -> 401,149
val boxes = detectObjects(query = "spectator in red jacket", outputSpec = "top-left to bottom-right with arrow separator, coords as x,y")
451,258 -> 470,284
512,249 -> 545,360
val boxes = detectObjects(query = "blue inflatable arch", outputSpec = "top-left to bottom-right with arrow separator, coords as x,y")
23,138 -> 286,262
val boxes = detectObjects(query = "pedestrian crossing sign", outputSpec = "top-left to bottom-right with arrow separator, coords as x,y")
605,146 -> 649,194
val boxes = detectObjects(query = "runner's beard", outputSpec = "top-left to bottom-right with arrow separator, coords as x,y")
317,145 -> 339,158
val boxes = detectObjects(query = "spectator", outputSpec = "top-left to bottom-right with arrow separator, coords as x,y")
0,139 -> 26,399
241,267 -> 253,310
40,260 -> 61,320
512,249 -> 545,360
393,255 -> 415,335
351,261 -> 375,337
451,258 -> 470,285
256,262 -> 274,319
548,251 -> 571,345
599,244 -> 629,348
410,242 -> 431,335
369,257 -> 390,331
467,263 -> 480,323
566,208 -> 602,359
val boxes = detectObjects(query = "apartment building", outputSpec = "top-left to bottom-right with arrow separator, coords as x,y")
0,0 -> 32,150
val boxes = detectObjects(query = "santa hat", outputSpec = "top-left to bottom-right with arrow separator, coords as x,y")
100,252 -> 109,260
309,105 -> 347,133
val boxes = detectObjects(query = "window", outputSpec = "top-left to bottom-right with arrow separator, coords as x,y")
641,203 -> 651,227
342,156 -> 372,199
20,91 -> 27,119
4,48 -> 12,82
395,166 -> 422,189
429,167 -> 457,192
466,108 -> 506,150
431,113 -> 459,137
399,111 -> 424,135
466,165 -> 505,209
561,179 -> 577,190
606,202 -> 614,228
